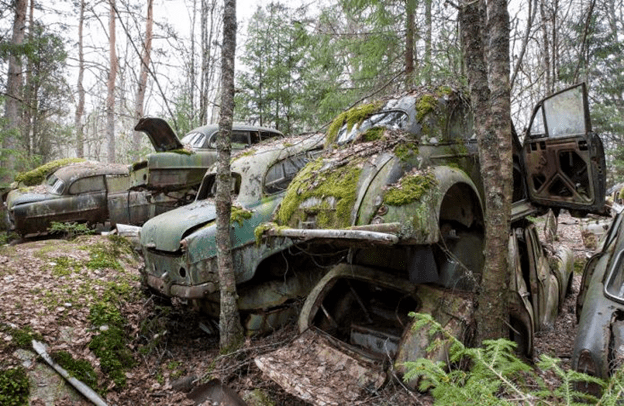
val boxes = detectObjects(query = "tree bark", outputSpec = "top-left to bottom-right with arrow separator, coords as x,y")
2,0 -> 27,184
106,0 -> 118,163
132,0 -> 154,159
405,0 -> 416,89
75,0 -> 85,158
216,0 -> 244,350
460,0 -> 512,344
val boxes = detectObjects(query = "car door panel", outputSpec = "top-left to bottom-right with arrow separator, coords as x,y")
522,83 -> 606,215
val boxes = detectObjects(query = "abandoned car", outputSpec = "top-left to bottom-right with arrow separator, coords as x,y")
131,118 -> 283,194
253,84 -> 607,402
572,210 -> 624,394
139,134 -> 328,335
4,161 -> 159,236
5,120 -> 284,237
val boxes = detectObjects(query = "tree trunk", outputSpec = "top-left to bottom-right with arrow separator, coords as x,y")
132,0 -> 154,159
75,0 -> 85,158
405,0 -> 416,88
106,0 -> 118,163
216,0 -> 244,350
2,0 -> 27,184
21,0 -> 34,158
460,0 -> 512,344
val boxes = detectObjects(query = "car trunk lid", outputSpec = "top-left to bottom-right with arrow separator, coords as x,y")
134,117 -> 184,152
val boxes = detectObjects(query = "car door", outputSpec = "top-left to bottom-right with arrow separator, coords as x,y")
522,83 -> 606,215
525,225 -> 560,330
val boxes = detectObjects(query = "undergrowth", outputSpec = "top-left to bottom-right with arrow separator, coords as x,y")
402,313 -> 622,405
0,367 -> 29,406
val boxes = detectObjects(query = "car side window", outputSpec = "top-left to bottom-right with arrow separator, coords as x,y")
260,131 -> 281,142
68,175 -> 106,195
264,154 -> 310,195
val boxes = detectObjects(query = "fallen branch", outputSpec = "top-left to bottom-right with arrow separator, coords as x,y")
32,340 -> 108,406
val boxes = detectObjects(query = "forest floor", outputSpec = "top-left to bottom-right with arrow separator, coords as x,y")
0,211 -> 606,406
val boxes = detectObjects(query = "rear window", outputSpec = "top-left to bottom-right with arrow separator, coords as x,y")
336,110 -> 409,145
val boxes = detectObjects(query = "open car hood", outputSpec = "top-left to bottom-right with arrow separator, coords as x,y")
254,328 -> 386,405
134,117 -> 184,152
140,200 -> 216,252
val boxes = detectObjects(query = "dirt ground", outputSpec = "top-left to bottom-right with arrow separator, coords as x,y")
0,211 -> 604,406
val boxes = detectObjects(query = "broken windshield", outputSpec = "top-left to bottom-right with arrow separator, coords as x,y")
45,174 -> 65,195
196,173 -> 241,200
336,110 -> 409,144
180,130 -> 212,149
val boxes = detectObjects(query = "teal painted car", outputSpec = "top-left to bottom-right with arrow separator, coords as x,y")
139,134 -> 327,335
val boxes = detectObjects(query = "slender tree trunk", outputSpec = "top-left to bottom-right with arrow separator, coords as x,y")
460,0 -> 511,344
424,0 -> 432,85
106,0 -> 118,163
22,0 -> 34,157
216,0 -> 244,350
405,0 -> 416,88
75,0 -> 85,158
132,0 -> 154,158
2,0 -> 27,184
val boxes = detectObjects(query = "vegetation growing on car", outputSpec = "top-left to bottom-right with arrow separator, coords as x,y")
394,142 -> 419,161
326,101 -> 383,146
14,157 -> 85,186
360,126 -> 385,142
277,157 -> 362,229
384,170 -> 438,206
231,206 -> 253,226
0,366 -> 29,406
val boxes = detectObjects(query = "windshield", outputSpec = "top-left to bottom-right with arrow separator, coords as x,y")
196,173 -> 241,201
180,130 -> 211,149
336,110 -> 409,144
45,174 -> 65,195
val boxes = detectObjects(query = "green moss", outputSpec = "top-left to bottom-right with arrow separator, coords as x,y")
277,158 -> 362,228
384,170 -> 438,206
48,222 -> 95,238
85,237 -> 134,271
619,187 -> 624,201
360,126 -> 385,142
51,351 -> 99,390
326,101 -> 383,146
231,206 -> 253,226
394,143 -> 419,161
416,94 -> 438,123
14,157 -> 85,186
1,325 -> 43,350
254,222 -> 279,245
52,256 -> 82,277
165,149 -> 193,155
88,303 -> 135,388
0,367 -> 29,406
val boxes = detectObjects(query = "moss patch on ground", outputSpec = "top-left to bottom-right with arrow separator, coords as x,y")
0,367 -> 29,406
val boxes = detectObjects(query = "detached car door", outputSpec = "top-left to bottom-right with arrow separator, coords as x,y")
522,83 -> 606,215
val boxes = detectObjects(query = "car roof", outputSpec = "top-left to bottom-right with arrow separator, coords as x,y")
188,123 -> 285,136
52,161 -> 129,183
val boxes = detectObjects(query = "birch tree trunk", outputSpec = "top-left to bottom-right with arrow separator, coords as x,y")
106,0 -> 118,163
132,0 -> 154,158
460,0 -> 512,343
75,0 -> 85,158
2,0 -> 27,184
216,0 -> 244,350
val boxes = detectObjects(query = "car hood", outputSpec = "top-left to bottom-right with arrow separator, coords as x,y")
134,117 -> 184,152
140,199 -> 217,252
6,187 -> 55,209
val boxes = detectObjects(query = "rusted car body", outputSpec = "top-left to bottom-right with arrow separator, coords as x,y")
5,161 -> 147,236
132,118 -> 283,193
5,119 -> 283,237
572,210 -> 624,395
253,84 -> 606,402
139,134 -> 327,335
